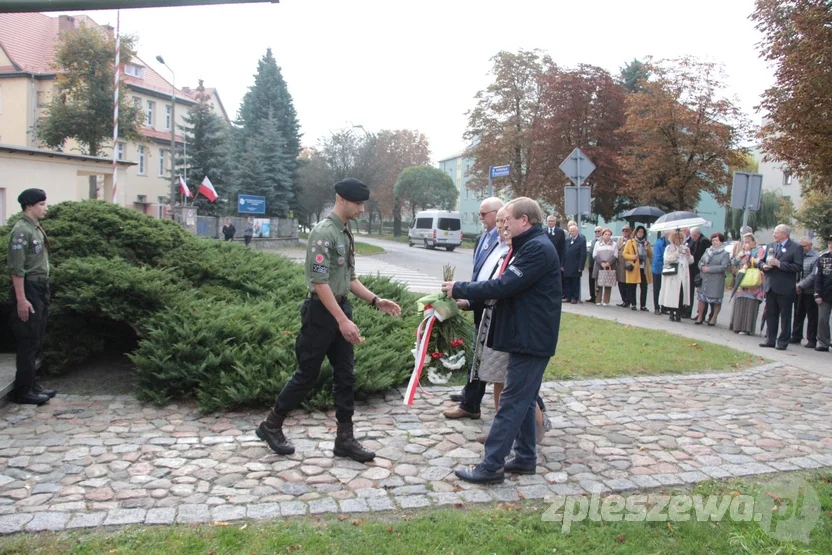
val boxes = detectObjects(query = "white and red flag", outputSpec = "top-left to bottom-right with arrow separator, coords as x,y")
179,176 -> 193,198
198,176 -> 218,202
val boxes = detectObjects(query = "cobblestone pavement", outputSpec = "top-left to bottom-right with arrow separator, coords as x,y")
0,362 -> 831,534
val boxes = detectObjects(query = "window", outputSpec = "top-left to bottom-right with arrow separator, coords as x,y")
157,197 -> 165,219
158,149 -> 166,176
438,218 -> 461,231
146,101 -> 155,126
783,171 -> 792,186
132,96 -> 141,108
125,63 -> 144,78
116,143 -> 125,161
415,218 -> 433,229
165,105 -> 172,130
36,90 -> 49,107
137,145 -> 146,175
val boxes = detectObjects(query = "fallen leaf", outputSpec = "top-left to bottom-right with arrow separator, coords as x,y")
239,524 -> 247,530
505,536 -> 514,541
337,514 -> 349,521
352,518 -> 365,526
616,534 -> 626,543
667,522 -> 673,532
454,503 -> 464,509
213,521 -> 229,526
517,491 -> 525,500
765,491 -> 782,502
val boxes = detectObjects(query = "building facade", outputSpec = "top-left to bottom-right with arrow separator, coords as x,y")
0,12 -> 228,221
437,150 -> 485,235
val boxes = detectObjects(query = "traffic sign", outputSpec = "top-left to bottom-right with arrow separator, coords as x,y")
564,186 -> 592,216
490,165 -> 510,178
730,172 -> 763,211
559,148 -> 595,185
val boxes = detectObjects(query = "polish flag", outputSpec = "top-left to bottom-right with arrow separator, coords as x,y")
198,176 -> 218,202
179,176 -> 192,198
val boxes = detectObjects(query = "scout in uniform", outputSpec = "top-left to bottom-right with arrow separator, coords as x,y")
7,188 -> 56,405
256,178 -> 402,462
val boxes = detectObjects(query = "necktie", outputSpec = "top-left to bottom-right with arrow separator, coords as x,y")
498,248 -> 513,277
344,225 -> 355,270
37,224 -> 50,253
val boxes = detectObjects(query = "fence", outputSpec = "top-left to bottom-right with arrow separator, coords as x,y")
190,215 -> 299,248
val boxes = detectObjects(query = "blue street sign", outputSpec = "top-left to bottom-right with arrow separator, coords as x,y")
238,194 -> 266,214
490,165 -> 510,178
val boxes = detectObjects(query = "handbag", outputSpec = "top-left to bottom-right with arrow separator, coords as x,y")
598,269 -> 617,287
694,273 -> 703,288
662,263 -> 679,276
625,262 -> 635,271
740,258 -> 763,288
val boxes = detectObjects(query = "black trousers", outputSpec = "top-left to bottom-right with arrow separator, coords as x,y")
244,235 -> 252,246
685,268 -> 698,317
652,273 -> 662,311
588,274 -> 596,301
9,281 -> 50,394
765,291 -> 796,348
791,292 -> 818,344
618,280 -> 628,304
274,299 -> 355,423
460,374 -> 547,414
626,269 -> 649,308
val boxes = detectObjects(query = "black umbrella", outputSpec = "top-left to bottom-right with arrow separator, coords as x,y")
621,206 -> 665,225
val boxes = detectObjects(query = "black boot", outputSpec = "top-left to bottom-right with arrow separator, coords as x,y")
255,409 -> 295,455
333,421 -> 375,462
33,383 -> 57,398
11,388 -> 49,406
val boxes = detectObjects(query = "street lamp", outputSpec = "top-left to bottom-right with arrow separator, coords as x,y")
156,55 -> 177,206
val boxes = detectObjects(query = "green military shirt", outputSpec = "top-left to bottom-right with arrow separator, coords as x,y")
7,215 -> 49,280
305,212 -> 356,297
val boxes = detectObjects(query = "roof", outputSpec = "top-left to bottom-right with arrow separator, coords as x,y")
182,85 -> 230,122
0,12 -> 192,102
140,127 -> 185,144
437,149 -> 470,163
0,142 -> 135,165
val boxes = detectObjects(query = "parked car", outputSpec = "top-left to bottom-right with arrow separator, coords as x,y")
408,210 -> 462,251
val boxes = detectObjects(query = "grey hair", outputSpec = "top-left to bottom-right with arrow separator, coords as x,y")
690,227 -> 700,235
482,197 -> 504,211
775,224 -> 791,236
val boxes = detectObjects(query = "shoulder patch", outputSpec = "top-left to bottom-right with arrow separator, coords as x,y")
312,264 -> 328,274
315,254 -> 324,264
508,265 -> 523,277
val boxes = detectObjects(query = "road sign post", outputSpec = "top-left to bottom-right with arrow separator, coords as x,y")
730,172 -> 763,233
488,165 -> 510,197
559,148 -> 595,231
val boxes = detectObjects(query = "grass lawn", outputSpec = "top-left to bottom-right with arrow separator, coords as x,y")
354,242 -> 384,255
544,313 -> 763,381
2,471 -> 829,554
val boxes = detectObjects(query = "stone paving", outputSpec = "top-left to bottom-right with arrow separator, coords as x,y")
0,362 -> 831,534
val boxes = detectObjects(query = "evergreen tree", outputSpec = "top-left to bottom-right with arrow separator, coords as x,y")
235,49 -> 302,216
619,58 -> 650,93
179,80 -> 229,215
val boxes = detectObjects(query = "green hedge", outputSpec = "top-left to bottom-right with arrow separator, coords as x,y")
0,201 -> 426,412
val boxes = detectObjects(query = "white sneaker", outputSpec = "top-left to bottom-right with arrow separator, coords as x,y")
596,302 -> 601,306
602,302 -> 609,306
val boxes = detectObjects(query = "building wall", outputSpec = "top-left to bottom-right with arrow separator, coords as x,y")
0,77 -> 32,146
438,155 -> 483,235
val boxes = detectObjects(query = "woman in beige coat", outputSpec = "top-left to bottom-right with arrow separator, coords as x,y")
658,230 -> 693,322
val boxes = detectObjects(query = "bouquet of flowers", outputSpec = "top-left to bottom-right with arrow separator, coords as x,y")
404,264 -> 472,406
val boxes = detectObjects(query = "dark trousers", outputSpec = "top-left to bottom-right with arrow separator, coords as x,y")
617,280 -> 628,304
274,299 -> 355,423
765,291 -> 795,348
460,377 -> 547,414
588,274 -> 596,302
685,268 -> 698,317
481,353 -> 548,472
564,276 -> 581,302
244,235 -> 252,246
652,273 -> 662,311
626,270 -> 649,308
10,282 -> 50,394
792,292 -> 818,344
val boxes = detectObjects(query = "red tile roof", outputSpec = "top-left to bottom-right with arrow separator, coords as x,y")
0,12 -> 192,102
140,127 -> 184,144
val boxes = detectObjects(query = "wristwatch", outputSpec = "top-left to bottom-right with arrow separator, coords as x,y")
371,296 -> 379,308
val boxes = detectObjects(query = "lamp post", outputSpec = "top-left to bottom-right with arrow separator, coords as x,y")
156,55 -> 177,206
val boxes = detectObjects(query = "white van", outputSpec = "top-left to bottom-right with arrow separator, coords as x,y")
408,210 -> 463,251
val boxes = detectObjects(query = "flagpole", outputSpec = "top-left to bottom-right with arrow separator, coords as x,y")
111,9 -> 120,204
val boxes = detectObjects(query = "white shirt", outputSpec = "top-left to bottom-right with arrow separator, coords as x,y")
477,242 -> 510,282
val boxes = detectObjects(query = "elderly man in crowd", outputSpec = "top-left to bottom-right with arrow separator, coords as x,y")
814,237 -> 832,352
441,197 -> 561,484
791,236 -> 820,348
760,224 -> 804,350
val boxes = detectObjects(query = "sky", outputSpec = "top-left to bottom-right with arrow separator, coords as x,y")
69,0 -> 773,164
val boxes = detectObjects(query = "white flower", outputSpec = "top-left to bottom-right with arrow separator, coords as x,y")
440,352 -> 466,370
427,367 -> 452,384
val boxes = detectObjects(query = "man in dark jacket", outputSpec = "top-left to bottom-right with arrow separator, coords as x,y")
813,237 -> 832,352
441,197 -> 561,484
791,236 -> 820,348
545,215 -> 565,268
683,227 -> 711,318
222,219 -> 236,241
760,224 -> 804,350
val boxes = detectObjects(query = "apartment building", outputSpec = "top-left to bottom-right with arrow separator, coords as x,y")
0,12 -> 228,222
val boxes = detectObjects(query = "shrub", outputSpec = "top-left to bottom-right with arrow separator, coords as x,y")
0,201 -> 425,412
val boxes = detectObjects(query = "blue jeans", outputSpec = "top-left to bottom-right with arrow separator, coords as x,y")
480,353 -> 548,472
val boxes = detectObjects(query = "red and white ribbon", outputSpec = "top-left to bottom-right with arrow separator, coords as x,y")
403,307 -> 437,406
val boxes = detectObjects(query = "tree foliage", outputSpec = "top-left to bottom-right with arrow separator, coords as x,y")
617,57 -> 749,212
180,80 -> 230,215
530,64 -> 628,220
463,50 -> 552,198
752,0 -> 832,193
233,49 -> 301,216
394,166 -> 458,218
796,189 -> 832,241
296,147 -> 334,228
619,59 -> 651,93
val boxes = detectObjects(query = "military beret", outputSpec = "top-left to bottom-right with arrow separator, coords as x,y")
333,178 -> 370,202
18,188 -> 46,206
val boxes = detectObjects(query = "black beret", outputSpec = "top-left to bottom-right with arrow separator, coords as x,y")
18,188 -> 46,206
333,178 -> 370,202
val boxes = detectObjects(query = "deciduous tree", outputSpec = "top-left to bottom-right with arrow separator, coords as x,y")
296,148 -> 334,228
371,130 -> 431,235
394,166 -> 457,218
617,57 -> 749,212
752,0 -> 832,192
796,189 -> 832,240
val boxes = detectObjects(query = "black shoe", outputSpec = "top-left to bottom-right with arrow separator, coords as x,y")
454,465 -> 505,484
804,343 -> 816,349
334,421 -> 375,462
33,383 -> 57,399
449,393 -> 464,403
759,342 -> 776,348
11,389 -> 49,406
654,309 -> 661,315
503,457 -> 536,475
617,302 -> 629,308
815,346 -> 829,352
255,410 -> 295,455
694,320 -> 703,325
776,345 -> 787,351
789,338 -> 801,344
630,305 -> 637,311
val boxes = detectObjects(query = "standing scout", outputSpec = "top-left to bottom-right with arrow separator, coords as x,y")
7,189 -> 56,405
256,178 -> 401,462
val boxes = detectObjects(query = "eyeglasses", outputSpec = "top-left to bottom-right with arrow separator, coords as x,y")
594,230 -> 602,233
479,210 -> 497,217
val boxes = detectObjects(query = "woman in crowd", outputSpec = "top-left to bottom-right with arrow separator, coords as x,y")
244,217 -> 254,247
729,233 -> 766,335
658,230 -> 693,322
695,232 -> 730,326
622,225 -> 653,312
562,224 -> 587,304
592,228 -> 617,306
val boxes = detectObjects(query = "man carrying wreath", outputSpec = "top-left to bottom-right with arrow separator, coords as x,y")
441,197 -> 561,484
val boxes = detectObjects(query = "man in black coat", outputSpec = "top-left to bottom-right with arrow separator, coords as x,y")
441,197 -> 561,484
760,224 -> 804,350
683,227 -> 711,318
545,215 -> 565,268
